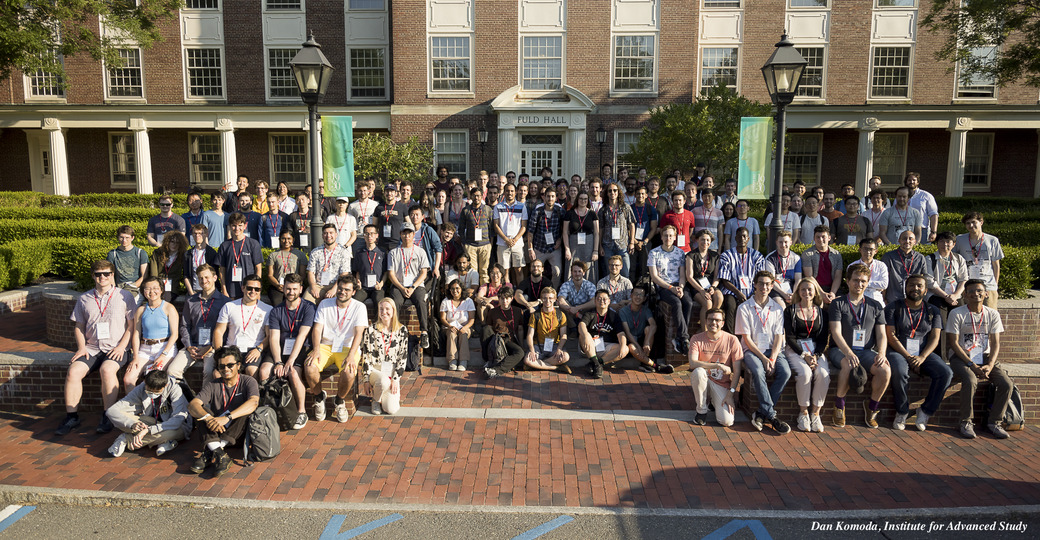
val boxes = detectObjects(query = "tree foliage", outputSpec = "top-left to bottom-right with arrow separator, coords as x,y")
0,0 -> 181,83
621,84 -> 773,180
352,133 -> 435,188
923,0 -> 1040,88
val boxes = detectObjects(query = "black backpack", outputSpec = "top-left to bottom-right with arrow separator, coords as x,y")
258,377 -> 297,431
406,333 -> 422,374
487,333 -> 509,367
243,405 -> 281,465
987,382 -> 1025,431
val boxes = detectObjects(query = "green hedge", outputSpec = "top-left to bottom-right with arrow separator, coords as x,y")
0,238 -> 155,291
0,207 -> 163,223
0,219 -> 149,245
0,191 -> 189,209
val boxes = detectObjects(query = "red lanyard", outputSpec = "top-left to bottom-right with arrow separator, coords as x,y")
380,329 -> 393,358
905,305 -> 924,339
849,298 -> 866,327
221,379 -> 241,414
970,236 -> 983,263
285,303 -> 301,336
634,205 -> 645,226
969,310 -> 984,343
152,397 -> 162,420
576,209 -> 589,231
469,206 -> 484,230
193,248 -> 206,270
361,200 -> 371,222
231,239 -> 245,267
754,303 -> 770,328
240,302 -> 259,334
608,278 -> 621,295
268,213 -> 281,235
200,297 -> 214,324
698,252 -> 709,276
896,207 -> 909,226
800,305 -> 816,336
403,247 -> 415,280
334,215 -> 347,237
449,299 -> 463,322
777,253 -> 788,278
278,251 -> 292,271
94,289 -> 114,318
500,306 -> 515,332
336,303 -> 354,332
870,210 -> 883,230
898,249 -> 914,275
609,205 -> 621,226
366,251 -> 378,274
320,244 -> 338,274
531,278 -> 544,300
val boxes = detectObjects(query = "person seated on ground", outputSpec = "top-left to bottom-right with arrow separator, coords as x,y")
515,258 -> 552,315
784,277 -> 831,433
578,290 -> 629,379
107,225 -> 149,295
718,227 -> 767,333
260,191 -> 297,251
878,186 -> 922,246
689,309 -> 743,428
147,195 -> 187,247
216,212 -> 264,300
126,277 -> 180,390
926,231 -> 968,323
306,223 -> 352,303
881,229 -> 927,306
184,224 -> 218,297
474,264 -> 509,323
884,274 -> 952,432
596,255 -> 633,311
352,224 -> 387,308
764,231 -> 801,308
306,274 -> 368,424
831,195 -> 872,247
524,287 -> 572,374
827,263 -> 890,429
619,285 -> 669,373
149,231 -> 189,302
168,264 -> 229,384
557,260 -> 597,324
266,230 -> 307,307
106,370 -> 191,458
482,286 -> 527,379
847,238 -> 888,305
56,260 -> 138,437
946,279 -> 1016,440
388,223 -> 432,349
259,273 -> 314,430
686,229 -> 723,329
441,280 -> 476,372
799,225 -> 842,306
736,270 -> 791,434
444,253 -> 479,299
188,347 -> 260,477
359,298 -> 410,415
212,274 -> 271,378
954,212 -> 1004,308
649,225 -> 694,354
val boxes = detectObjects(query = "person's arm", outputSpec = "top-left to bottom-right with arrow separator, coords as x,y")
219,267 -> 229,296
493,211 -> 508,243
267,258 -> 281,291
885,325 -> 910,358
829,319 -> 853,358
286,325 -> 311,366
829,255 -> 841,296
873,323 -> 888,360
228,395 -> 260,422
307,321 -> 325,364
161,305 -> 179,362
213,321 -> 227,350
135,261 -> 148,288
591,221 -> 601,260
130,307 -> 143,362
992,259 -> 1001,286
982,332 -> 1001,375
269,328 -> 284,365
343,325 -> 366,374
921,326 -> 941,360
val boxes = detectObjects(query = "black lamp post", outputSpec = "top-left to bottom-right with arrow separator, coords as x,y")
477,125 -> 488,171
761,34 -> 806,249
595,125 -> 608,174
290,32 -> 335,249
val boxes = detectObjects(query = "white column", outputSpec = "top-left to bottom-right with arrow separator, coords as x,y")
129,118 -> 153,194
217,117 -> 237,190
855,117 -> 879,198
946,118 -> 971,198
42,117 -> 70,196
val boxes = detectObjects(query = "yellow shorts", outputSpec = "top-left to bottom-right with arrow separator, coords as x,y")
317,343 -> 360,372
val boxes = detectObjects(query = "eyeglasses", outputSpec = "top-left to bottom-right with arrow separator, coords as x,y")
245,286 -> 262,292
218,362 -> 238,370
93,271 -> 113,278
160,203 -> 172,207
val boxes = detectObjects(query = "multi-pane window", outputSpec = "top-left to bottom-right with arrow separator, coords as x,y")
350,48 -> 386,99
522,36 -> 563,91
796,47 -> 824,98
613,36 -> 655,92
27,50 -> 64,98
700,47 -> 739,94
870,46 -> 911,98
956,46 -> 996,98
185,48 -> 224,99
107,48 -> 143,98
615,131 -> 642,169
872,133 -> 908,186
185,0 -> 219,8
349,0 -> 384,8
430,36 -> 471,91
790,0 -> 828,6
783,134 -> 822,184
270,134 -> 307,185
109,133 -> 136,185
189,134 -> 223,185
877,0 -> 915,6
434,131 -> 468,181
265,0 -> 301,9
703,0 -> 741,7
963,133 -> 993,188
268,48 -> 298,99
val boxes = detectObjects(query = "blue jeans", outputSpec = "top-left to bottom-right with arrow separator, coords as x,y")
599,243 -> 630,279
887,352 -> 952,415
743,349 -> 791,420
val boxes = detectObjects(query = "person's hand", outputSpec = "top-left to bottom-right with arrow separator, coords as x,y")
765,357 -> 776,376
390,378 -> 400,395
72,348 -> 89,364
564,248 -> 571,259
132,421 -> 148,434
642,345 -> 651,356
433,267 -> 441,279
310,287 -> 320,299
449,326 -> 458,335
275,362 -> 292,378
907,355 -> 923,370
129,429 -> 147,450
344,360 -> 358,377
245,349 -> 261,364
306,350 -> 319,368
717,363 -> 732,375
737,293 -> 747,303
187,346 -> 198,359
873,354 -> 889,368
979,364 -> 994,378
842,354 -> 858,370
591,251 -> 599,261
324,287 -> 336,299
805,354 -> 817,370
108,346 -> 127,361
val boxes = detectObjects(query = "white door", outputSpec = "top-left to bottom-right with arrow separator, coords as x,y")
519,134 -> 564,179
26,131 -> 54,194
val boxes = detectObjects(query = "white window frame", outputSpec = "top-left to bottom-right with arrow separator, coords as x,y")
348,46 -> 387,101
963,132 -> 994,192
24,50 -> 66,102
269,133 -> 309,187
868,45 -> 913,100
794,46 -> 826,100
875,0 -> 916,7
183,0 -> 221,9
428,35 -> 474,96
109,132 -> 137,187
788,0 -> 829,8
519,34 -> 566,95
348,0 -> 385,9
955,46 -> 997,100
871,132 -> 909,188
703,0 -> 741,8
699,46 -> 740,95
263,0 -> 303,12
188,132 -> 224,187
183,47 -> 226,102
610,34 -> 658,97
614,130 -> 642,170
265,47 -> 299,101
433,130 -> 469,182
104,48 -> 145,101
783,133 -> 823,185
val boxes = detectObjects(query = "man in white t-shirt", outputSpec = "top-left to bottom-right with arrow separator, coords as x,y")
905,172 -> 938,244
212,274 -> 272,378
389,223 -> 431,348
493,183 -> 528,285
735,271 -> 791,434
953,212 -> 1004,308
306,274 -> 368,424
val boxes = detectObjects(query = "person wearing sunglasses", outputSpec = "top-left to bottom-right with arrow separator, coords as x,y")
189,347 -> 260,477
147,194 -> 187,248
212,274 -> 272,379
55,260 -> 138,437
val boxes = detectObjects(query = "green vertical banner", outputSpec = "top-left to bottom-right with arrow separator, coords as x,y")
737,117 -> 774,200
321,116 -> 355,198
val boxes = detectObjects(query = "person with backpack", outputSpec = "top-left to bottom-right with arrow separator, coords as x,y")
359,298 -> 410,415
107,225 -> 149,296
481,286 -> 526,379
258,273 -> 314,430
188,347 -> 260,477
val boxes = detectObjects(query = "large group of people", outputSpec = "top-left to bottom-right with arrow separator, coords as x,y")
56,168 -> 1018,477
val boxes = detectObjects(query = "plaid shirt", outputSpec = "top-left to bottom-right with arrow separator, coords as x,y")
529,204 -> 564,254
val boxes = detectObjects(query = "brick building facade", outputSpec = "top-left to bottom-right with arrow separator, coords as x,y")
0,0 -> 1037,198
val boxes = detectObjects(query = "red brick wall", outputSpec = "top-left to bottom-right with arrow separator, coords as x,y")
225,3 -> 266,105
66,128 -> 117,194
0,130 -> 32,191
991,130 -> 1039,198
45,295 -> 77,349
905,129 -> 950,197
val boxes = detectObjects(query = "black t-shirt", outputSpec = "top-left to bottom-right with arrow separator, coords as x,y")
828,296 -> 886,351
197,376 -> 259,416
565,208 -> 598,236
518,276 -> 551,303
269,300 -> 317,349
352,247 -> 387,290
581,309 -> 623,343
884,300 -> 943,344
375,201 -> 408,249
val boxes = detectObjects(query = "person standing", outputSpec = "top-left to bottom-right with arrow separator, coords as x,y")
597,183 -> 636,278
352,224 -> 388,308
375,183 -> 409,253
717,227 -> 767,333
878,187 -> 923,246
629,185 -> 659,285
800,226 -> 843,305
202,191 -> 228,248
880,230 -> 927,305
493,183 -> 528,285
905,172 -> 939,244
525,189 -> 564,289
183,224 -> 219,297
107,225 -> 148,295
563,192 -> 600,282
216,213 -> 264,300
954,212 -> 1003,308
266,231 -> 308,307
458,186 -> 494,285
147,195 -> 187,247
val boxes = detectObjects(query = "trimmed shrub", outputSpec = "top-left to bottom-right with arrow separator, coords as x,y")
0,238 -> 156,291
0,219 -> 149,245
0,207 -> 162,222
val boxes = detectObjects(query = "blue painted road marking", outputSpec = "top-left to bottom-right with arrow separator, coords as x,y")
0,505 -> 35,534
512,515 -> 575,540
319,513 -> 404,540
702,519 -> 772,540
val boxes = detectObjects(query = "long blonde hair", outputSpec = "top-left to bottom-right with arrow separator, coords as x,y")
376,298 -> 403,333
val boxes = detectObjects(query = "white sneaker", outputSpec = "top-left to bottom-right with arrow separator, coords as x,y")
893,412 -> 908,431
810,414 -> 824,433
371,401 -> 382,415
449,361 -> 458,371
156,440 -> 177,456
796,413 -> 811,432
108,433 -> 127,458
915,412 -> 930,432
313,391 -> 327,421
334,402 -> 350,423
457,362 -> 467,372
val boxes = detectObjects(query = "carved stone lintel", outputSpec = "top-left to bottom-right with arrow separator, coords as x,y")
215,117 -> 234,132
42,117 -> 60,131
950,116 -> 973,131
858,116 -> 879,132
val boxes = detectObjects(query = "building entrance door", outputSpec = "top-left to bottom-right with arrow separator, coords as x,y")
519,134 -> 564,179
26,131 -> 54,194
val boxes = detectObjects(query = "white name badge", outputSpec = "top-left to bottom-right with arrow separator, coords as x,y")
594,337 -> 605,353
635,227 -> 645,239
96,322 -> 111,340
381,361 -> 393,376
268,237 -> 277,248
403,276 -> 415,288
847,235 -> 857,245
164,279 -> 172,292
332,335 -> 346,353
799,339 -> 815,355
738,275 -> 751,290
474,228 -> 482,242
245,232 -> 251,238
906,338 -> 920,357
611,226 -> 621,239
779,281 -> 793,295
279,276 -> 285,286
383,225 -> 392,237
299,235 -> 309,248
232,266 -> 243,282
156,233 -> 165,244
852,328 -> 867,349
577,232 -> 587,245
677,235 -> 686,247
697,277 -> 710,290
544,233 -> 554,245
755,333 -> 770,353
198,328 -> 211,346
543,337 -> 555,352
283,338 -> 296,356
366,274 -> 377,288
710,368 -> 723,381
970,346 -> 984,365
451,320 -> 463,331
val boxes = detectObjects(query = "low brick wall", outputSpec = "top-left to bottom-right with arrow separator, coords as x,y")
45,292 -> 78,350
